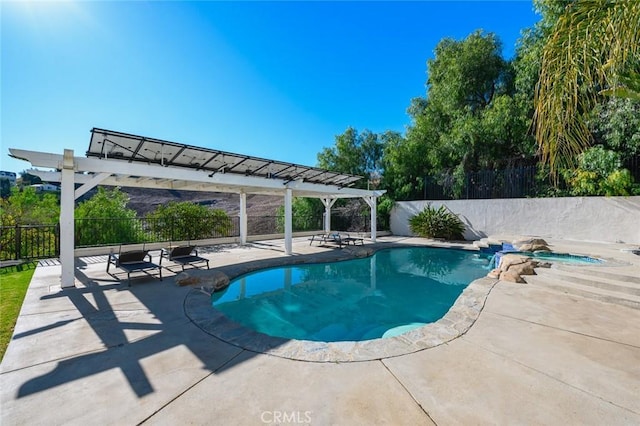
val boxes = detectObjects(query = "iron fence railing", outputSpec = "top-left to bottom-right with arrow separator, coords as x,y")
0,224 -> 60,261
74,216 -> 240,247
624,155 -> 640,182
2,212 -> 379,261
260,214 -> 383,234
424,166 -> 539,200
423,157 -> 640,201
463,166 -> 538,199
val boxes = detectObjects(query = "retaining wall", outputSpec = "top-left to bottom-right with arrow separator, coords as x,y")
390,197 -> 640,244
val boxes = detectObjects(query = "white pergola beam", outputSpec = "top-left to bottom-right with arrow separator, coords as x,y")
74,172 -> 111,200
26,170 -> 287,197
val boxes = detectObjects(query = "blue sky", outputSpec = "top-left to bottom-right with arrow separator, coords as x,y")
1,1 -> 540,176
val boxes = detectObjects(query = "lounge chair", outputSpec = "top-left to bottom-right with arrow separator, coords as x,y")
107,248 -> 163,286
160,245 -> 210,271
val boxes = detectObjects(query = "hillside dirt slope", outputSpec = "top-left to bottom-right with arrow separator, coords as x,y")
112,187 -> 367,234
120,187 -> 283,218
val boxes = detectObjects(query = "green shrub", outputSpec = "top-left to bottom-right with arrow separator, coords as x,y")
146,201 -> 233,241
376,196 -> 395,231
565,146 -> 638,196
602,169 -> 637,196
409,204 -> 465,240
567,169 -> 600,196
578,145 -> 621,176
75,187 -> 145,246
0,186 -> 59,226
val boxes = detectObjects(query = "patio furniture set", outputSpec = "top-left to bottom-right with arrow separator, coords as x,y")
309,232 -> 365,248
106,245 -> 209,286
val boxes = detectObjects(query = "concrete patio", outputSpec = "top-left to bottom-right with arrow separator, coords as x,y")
1,236 -> 639,425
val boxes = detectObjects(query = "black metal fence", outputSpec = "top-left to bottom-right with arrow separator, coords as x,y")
423,155 -> 640,201
249,213 -> 379,234
0,225 -> 60,261
250,215 -> 323,235
75,216 -> 241,247
625,155 -> 640,182
1,213 -> 374,261
464,166 -> 538,199
424,166 -> 538,200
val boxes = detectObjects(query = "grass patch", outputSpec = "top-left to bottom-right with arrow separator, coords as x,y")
1,263 -> 36,361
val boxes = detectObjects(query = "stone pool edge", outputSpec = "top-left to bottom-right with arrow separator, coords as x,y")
183,244 -> 500,363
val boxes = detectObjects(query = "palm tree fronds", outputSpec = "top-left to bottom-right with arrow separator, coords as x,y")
534,0 -> 640,183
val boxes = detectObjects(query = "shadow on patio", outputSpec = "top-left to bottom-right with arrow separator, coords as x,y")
9,240 -> 386,400
11,253 -> 269,399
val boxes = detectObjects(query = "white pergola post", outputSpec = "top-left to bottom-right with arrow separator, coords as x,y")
363,195 -> 378,242
284,188 -> 293,255
239,191 -> 247,245
321,197 -> 337,233
60,149 -> 76,288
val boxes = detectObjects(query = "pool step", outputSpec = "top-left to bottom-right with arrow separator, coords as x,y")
473,238 -> 504,253
533,267 -> 640,296
473,241 -> 489,249
551,265 -> 640,285
524,267 -> 640,310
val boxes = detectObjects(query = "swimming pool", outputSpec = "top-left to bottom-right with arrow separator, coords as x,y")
212,247 -> 489,342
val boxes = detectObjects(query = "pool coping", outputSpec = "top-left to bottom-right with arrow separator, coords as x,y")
184,244 -> 500,362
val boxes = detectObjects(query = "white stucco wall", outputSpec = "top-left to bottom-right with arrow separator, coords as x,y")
391,196 -> 640,244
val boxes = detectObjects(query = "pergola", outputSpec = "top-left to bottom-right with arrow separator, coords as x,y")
9,128 -> 385,288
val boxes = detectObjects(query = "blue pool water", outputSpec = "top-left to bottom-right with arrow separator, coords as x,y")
212,247 -> 489,342
526,251 -> 602,264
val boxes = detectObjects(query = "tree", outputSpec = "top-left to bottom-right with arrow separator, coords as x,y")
0,186 -> 60,259
426,30 -> 508,115
380,130 -> 426,200
0,186 -> 59,226
317,127 -> 384,188
481,94 -> 536,165
146,201 -> 233,241
534,0 -> 640,181
589,98 -> 640,159
18,171 -> 42,187
75,187 -> 144,246
564,146 -> 638,196
0,179 -> 10,199
516,0 -> 578,94
406,30 -> 533,198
